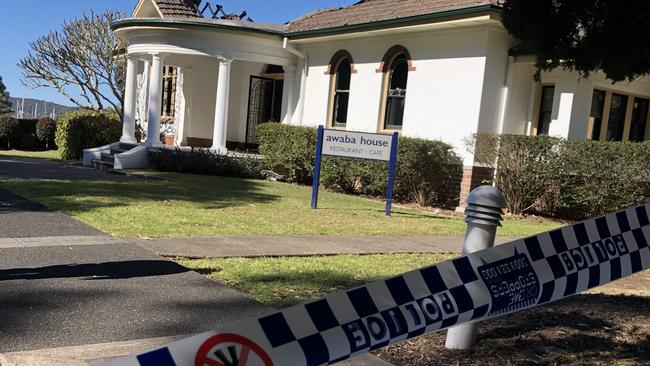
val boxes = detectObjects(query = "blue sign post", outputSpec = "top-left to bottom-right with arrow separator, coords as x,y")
311,126 -> 399,216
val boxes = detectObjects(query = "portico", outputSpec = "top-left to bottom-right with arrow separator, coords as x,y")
114,17 -> 302,155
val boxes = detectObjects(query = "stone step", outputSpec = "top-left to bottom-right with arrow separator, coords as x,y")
100,152 -> 115,163
92,159 -> 114,171
110,148 -> 128,155
119,142 -> 139,150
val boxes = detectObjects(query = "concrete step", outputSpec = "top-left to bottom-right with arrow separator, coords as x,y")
100,153 -> 114,163
119,142 -> 139,150
110,148 -> 128,155
92,159 -> 114,171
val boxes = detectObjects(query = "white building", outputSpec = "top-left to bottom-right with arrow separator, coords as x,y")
88,0 -> 650,206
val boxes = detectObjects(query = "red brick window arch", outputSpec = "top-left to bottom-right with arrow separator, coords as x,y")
326,50 -> 356,127
378,45 -> 414,130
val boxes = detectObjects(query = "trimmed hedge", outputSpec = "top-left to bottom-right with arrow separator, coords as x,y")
0,116 -> 19,148
55,110 -> 121,160
257,123 -> 463,207
470,134 -> 650,219
149,148 -> 262,179
36,117 -> 57,149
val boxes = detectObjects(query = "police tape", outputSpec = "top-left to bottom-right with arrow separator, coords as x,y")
104,203 -> 650,366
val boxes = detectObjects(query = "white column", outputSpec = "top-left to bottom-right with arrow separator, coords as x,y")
292,59 -> 307,125
145,53 -> 165,147
121,57 -> 139,144
282,65 -> 297,124
211,59 -> 233,154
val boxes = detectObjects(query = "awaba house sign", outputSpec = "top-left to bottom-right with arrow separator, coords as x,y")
321,129 -> 393,162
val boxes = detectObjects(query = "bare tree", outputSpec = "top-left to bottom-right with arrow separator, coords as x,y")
19,10 -> 126,119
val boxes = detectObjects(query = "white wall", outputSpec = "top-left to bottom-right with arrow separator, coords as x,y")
227,60 -> 265,143
502,62 -> 535,135
300,26 -> 497,164
182,56 -> 218,140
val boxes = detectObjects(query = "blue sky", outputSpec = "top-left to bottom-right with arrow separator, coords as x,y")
0,0 -> 355,106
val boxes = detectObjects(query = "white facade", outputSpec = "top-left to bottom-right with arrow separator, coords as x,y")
108,0 -> 650,168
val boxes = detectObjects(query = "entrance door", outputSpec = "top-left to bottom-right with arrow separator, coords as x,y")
246,76 -> 283,146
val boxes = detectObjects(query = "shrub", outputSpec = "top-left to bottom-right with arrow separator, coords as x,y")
36,117 -> 57,149
0,116 -> 20,148
16,119 -> 40,150
470,134 -> 564,215
149,148 -> 263,179
55,110 -> 121,160
559,140 -> 650,218
471,134 -> 650,219
256,123 -> 317,183
257,123 -> 463,207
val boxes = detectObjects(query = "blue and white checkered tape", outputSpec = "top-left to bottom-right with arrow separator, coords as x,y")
103,203 -> 650,366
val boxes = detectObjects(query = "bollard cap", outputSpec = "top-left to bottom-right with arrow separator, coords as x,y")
466,185 -> 507,209
464,185 -> 506,228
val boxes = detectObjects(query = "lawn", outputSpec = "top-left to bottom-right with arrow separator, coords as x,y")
0,149 -> 60,160
177,253 -> 455,308
0,172 -> 560,237
178,255 -> 650,365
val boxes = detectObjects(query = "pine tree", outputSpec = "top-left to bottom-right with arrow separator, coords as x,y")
0,76 -> 11,115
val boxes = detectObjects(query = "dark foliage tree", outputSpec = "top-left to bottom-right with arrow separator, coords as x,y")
0,76 -> 12,115
502,0 -> 650,82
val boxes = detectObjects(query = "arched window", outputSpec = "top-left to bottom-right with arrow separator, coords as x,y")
379,46 -> 413,130
327,50 -> 355,127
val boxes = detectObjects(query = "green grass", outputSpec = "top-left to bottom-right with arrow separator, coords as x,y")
0,149 -> 60,160
177,253 -> 457,308
0,172 -> 560,237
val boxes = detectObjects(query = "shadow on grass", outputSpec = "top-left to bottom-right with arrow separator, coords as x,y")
0,175 -> 281,214
316,206 -> 456,220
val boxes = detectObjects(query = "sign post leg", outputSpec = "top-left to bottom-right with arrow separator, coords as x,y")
385,132 -> 399,216
311,125 -> 324,210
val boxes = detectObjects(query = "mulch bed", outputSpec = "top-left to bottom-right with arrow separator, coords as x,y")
374,293 -> 650,365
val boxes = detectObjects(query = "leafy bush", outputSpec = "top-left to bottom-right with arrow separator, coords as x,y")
36,117 -> 57,149
55,110 -> 121,159
470,134 -> 650,219
0,116 -> 20,148
149,148 -> 262,179
257,123 -> 463,207
559,140 -> 650,218
16,119 -> 40,150
256,123 -> 317,183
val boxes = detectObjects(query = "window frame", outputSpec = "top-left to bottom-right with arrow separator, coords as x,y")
378,46 -> 413,132
588,88 -> 650,142
532,84 -> 556,136
326,50 -> 355,129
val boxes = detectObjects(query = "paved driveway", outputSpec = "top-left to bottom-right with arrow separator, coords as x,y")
0,157 -> 135,181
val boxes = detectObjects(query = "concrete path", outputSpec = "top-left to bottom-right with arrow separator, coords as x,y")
131,235 -> 520,258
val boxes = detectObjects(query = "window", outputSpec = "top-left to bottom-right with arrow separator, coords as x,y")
379,46 -> 412,130
536,86 -> 555,135
161,66 -> 177,117
588,90 -> 606,140
629,98 -> 649,142
384,55 -> 408,129
327,51 -> 354,128
332,58 -> 351,126
606,94 -> 628,141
